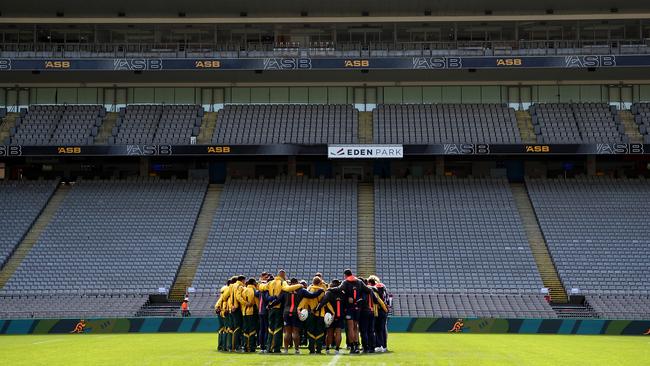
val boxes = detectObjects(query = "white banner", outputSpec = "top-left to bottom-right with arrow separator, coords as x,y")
328,144 -> 403,159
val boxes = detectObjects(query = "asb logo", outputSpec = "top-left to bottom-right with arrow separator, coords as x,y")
195,60 -> 221,69
328,144 -> 403,159
113,59 -> 163,71
206,146 -> 231,154
596,143 -> 644,154
0,146 -> 22,156
344,60 -> 369,68
0,59 -> 12,70
263,58 -> 312,70
525,145 -> 550,153
496,58 -> 522,66
57,147 -> 81,154
564,55 -> 616,68
126,145 -> 173,156
412,57 -> 462,69
45,61 -> 70,69
443,144 -> 490,155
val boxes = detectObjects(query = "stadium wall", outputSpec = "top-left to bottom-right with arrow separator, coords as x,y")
1,317 -> 649,335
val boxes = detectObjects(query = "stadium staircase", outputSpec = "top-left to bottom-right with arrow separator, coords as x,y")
197,112 -> 218,144
168,184 -> 223,301
0,183 -> 70,288
136,295 -> 181,317
510,183 -> 568,303
95,112 -> 119,144
619,110 -> 644,143
358,112 -> 373,144
357,182 -> 376,277
552,303 -> 599,319
0,112 -> 19,144
515,110 -> 537,143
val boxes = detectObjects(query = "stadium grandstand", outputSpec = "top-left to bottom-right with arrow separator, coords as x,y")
0,0 -> 649,363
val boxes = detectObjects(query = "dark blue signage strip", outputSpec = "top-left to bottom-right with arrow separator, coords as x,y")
0,55 -> 647,71
0,144 -> 647,157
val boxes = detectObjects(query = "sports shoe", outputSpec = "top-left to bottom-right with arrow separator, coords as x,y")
334,350 -> 340,355
326,349 -> 330,355
295,349 -> 300,355
374,347 -> 383,353
281,349 -> 288,354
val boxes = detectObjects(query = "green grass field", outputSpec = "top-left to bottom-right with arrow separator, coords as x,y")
0,333 -> 647,365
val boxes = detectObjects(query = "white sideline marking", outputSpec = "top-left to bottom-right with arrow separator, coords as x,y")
326,353 -> 341,366
32,338 -> 65,345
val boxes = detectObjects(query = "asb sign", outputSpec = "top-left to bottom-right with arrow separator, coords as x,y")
328,144 -> 403,159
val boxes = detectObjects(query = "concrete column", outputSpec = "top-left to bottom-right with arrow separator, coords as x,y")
435,156 -> 445,176
288,156 -> 296,177
586,156 -> 596,176
140,157 -> 149,177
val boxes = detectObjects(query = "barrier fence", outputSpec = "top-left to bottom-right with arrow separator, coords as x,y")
0,317 -> 648,335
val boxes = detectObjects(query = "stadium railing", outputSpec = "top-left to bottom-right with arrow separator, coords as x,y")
0,310 -> 140,319
1,39 -> 648,58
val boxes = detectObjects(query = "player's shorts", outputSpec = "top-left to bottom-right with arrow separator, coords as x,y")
345,308 -> 360,322
283,313 -> 302,328
328,317 -> 344,330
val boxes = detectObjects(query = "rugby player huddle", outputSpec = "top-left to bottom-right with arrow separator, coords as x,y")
214,268 -> 391,355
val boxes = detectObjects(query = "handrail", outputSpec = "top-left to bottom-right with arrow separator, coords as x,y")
0,39 -> 649,58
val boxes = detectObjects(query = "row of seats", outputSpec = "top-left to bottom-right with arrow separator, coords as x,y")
2,178 -> 208,295
392,293 -> 557,318
587,295 -> 650,320
374,104 -> 521,144
110,105 -> 202,145
2,103 -> 647,145
530,103 -> 627,143
0,294 -> 148,319
0,180 -> 58,268
8,105 -> 105,145
526,177 -> 650,295
0,177 -> 648,319
192,178 -> 358,291
212,105 -> 358,144
375,177 -> 544,293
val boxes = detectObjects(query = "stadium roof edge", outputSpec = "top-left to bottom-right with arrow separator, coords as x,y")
1,13 -> 650,24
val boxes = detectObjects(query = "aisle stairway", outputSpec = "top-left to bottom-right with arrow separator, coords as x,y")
358,111 -> 373,144
0,112 -> 19,144
619,110 -> 643,143
515,110 -> 537,143
0,184 -> 71,288
357,182 -> 375,277
136,296 -> 182,317
197,112 -> 218,144
510,183 -> 568,303
95,112 -> 118,144
169,184 -> 223,301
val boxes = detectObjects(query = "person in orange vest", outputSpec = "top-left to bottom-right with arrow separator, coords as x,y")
181,298 -> 190,317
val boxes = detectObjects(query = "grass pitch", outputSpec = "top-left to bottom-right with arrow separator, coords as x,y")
1,333 -> 648,365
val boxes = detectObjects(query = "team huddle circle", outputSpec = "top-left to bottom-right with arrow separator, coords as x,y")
212,269 -> 390,355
